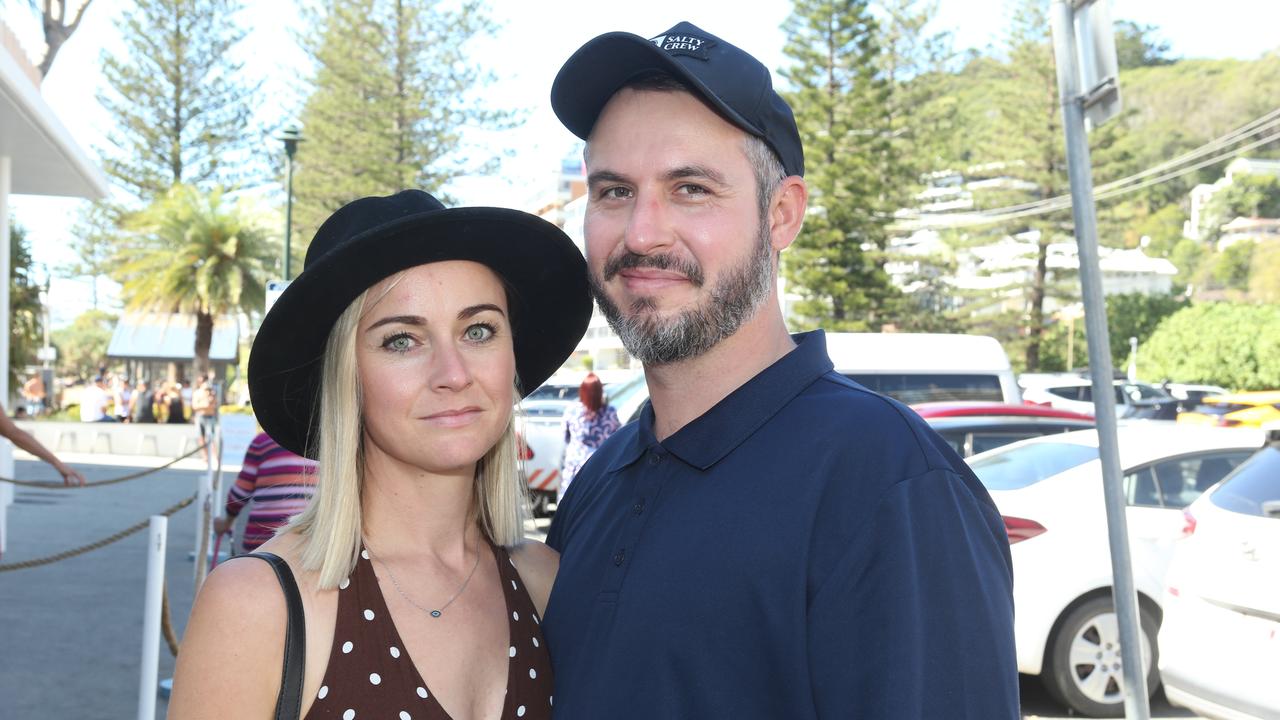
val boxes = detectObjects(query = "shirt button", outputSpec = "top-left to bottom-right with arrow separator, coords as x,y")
647,452 -> 662,465
632,500 -> 645,515
613,550 -> 626,566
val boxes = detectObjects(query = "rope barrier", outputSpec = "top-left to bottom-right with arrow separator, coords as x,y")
0,493 -> 196,572
0,444 -> 207,489
162,585 -> 181,657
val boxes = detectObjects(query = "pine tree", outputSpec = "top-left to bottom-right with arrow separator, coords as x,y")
8,221 -> 45,388
291,0 -> 515,250
780,0 -> 901,331
96,0 -> 260,201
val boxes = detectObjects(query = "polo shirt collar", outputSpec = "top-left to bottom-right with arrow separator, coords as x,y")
611,330 -> 833,472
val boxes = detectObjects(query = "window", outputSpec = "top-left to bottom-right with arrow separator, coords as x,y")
1210,447 -> 1280,518
1124,451 -> 1255,508
843,373 -> 1003,404
969,442 -> 1099,491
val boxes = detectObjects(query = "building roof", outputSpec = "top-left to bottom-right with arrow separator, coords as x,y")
106,312 -> 239,362
0,26 -> 108,198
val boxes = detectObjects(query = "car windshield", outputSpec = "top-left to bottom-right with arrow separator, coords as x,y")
1210,446 -> 1280,518
969,441 -> 1099,491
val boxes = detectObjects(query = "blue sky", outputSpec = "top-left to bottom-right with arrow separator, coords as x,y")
7,0 -> 1279,326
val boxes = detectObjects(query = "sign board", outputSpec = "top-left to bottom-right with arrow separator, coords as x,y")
265,280 -> 291,316
1073,0 -> 1121,128
219,413 -> 260,468
36,346 -> 56,362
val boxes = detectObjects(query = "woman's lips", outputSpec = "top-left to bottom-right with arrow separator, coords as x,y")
421,407 -> 482,427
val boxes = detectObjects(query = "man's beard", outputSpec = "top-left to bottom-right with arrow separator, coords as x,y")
587,221 -> 774,366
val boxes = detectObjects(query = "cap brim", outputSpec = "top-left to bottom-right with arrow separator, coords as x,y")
551,31 -> 763,142
248,207 -> 591,458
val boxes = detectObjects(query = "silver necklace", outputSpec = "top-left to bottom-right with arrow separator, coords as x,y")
365,541 -> 482,619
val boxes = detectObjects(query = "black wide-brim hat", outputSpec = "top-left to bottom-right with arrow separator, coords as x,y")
248,190 -> 592,459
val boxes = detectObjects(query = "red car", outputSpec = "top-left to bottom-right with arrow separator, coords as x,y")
911,402 -> 1096,458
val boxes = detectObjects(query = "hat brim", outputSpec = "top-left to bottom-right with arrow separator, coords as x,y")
248,206 -> 591,459
551,31 -> 764,143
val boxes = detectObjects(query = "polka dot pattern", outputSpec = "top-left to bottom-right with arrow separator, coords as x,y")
305,542 -> 552,719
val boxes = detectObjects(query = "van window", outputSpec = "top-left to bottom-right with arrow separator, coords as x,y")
844,373 -> 1004,404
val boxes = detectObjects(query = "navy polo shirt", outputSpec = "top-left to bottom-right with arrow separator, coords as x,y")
544,331 -> 1019,719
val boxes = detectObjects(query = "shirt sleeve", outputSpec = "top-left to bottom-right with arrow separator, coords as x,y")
806,468 -> 1019,719
225,438 -> 266,517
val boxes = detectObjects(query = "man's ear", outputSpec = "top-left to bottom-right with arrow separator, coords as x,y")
768,176 -> 808,253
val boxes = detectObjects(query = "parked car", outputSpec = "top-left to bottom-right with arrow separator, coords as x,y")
967,424 -> 1262,717
1160,382 -> 1229,414
1021,375 -> 1178,419
912,402 -> 1095,457
1177,390 -> 1280,429
1158,429 -> 1280,720
825,332 -> 1022,404
516,398 -> 574,516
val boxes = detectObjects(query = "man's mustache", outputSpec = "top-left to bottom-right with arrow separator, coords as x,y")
602,251 -> 705,286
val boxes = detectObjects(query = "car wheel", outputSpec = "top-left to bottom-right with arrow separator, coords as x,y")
1043,596 -> 1160,718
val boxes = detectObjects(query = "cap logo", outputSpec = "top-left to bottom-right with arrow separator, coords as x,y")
649,33 -> 715,60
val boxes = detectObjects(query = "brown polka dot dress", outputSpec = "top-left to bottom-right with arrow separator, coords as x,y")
305,543 -> 554,719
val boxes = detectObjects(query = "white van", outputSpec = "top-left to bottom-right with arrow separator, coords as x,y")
824,332 -> 1021,405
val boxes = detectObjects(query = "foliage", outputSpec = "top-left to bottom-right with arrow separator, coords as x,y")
291,0 -> 514,251
779,0 -> 904,331
29,0 -> 93,77
1113,21 -> 1174,70
50,309 -> 117,379
57,201 -> 121,310
114,185 -> 275,377
1211,242 -> 1255,291
1248,241 -> 1280,303
1144,302 -> 1280,390
97,0 -> 260,201
1198,174 -> 1280,242
8,221 -> 45,388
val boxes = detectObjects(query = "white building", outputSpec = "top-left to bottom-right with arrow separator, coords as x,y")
1185,157 -> 1280,240
0,21 -> 109,553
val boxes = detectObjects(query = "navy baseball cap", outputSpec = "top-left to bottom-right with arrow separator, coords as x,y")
551,21 -> 804,178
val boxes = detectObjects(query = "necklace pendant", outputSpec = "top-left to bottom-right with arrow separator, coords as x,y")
430,610 -> 442,618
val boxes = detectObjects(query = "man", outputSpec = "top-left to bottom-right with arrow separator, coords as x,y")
191,374 -> 219,460
78,375 -> 111,423
543,22 -> 1019,718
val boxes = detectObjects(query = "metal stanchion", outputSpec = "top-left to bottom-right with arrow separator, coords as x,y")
137,515 -> 167,720
193,442 -> 213,590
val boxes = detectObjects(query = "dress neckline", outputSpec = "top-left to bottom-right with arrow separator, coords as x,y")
358,540 -> 518,720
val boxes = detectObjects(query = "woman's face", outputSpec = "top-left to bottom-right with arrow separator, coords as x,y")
356,260 -> 516,477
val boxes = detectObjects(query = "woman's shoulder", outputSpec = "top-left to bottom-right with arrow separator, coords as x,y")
507,540 -> 559,615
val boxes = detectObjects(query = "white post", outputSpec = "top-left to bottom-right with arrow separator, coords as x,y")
193,450 -> 213,589
0,156 -> 13,556
137,515 -> 168,720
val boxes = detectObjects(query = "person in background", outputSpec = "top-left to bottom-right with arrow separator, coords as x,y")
214,431 -> 318,553
21,373 -> 46,417
558,373 -> 620,502
129,380 -> 158,423
78,375 -> 112,423
191,374 -> 219,459
113,377 -> 133,422
0,401 -> 85,486
163,382 -> 186,424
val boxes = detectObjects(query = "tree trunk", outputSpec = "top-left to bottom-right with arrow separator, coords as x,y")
1025,233 -> 1050,371
193,311 -> 213,380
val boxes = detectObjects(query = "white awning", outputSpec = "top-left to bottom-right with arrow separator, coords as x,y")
0,44 -> 107,199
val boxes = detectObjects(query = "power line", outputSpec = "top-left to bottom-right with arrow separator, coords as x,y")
898,107 -> 1280,229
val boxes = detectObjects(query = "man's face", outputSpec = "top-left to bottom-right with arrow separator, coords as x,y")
583,88 -> 775,365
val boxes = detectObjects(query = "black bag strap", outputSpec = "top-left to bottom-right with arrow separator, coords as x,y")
244,552 -> 306,720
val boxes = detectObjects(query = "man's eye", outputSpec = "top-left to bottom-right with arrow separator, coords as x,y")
676,184 -> 708,195
382,334 -> 413,352
465,324 -> 495,342
600,186 -> 632,200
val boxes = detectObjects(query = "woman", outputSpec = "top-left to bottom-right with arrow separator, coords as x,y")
169,190 -> 591,719
558,373 -> 620,502
214,430 -> 318,553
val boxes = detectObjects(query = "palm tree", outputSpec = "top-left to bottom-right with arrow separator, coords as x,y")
116,184 -> 276,378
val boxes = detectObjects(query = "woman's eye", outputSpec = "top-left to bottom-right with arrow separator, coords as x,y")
465,324 -> 495,342
383,334 -> 414,352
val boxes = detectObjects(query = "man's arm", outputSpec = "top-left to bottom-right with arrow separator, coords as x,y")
0,402 -> 86,486
807,468 -> 1019,719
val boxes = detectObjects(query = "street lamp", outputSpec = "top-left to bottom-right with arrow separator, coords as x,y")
277,125 -> 304,280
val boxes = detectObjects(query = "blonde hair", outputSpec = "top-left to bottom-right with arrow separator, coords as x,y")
284,284 -> 529,590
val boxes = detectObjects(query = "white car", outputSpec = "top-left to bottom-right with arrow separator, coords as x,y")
1159,430 -> 1280,719
967,424 -> 1262,717
1020,375 -> 1177,419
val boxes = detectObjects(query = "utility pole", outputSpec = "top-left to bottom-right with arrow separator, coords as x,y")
1051,2 -> 1151,718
